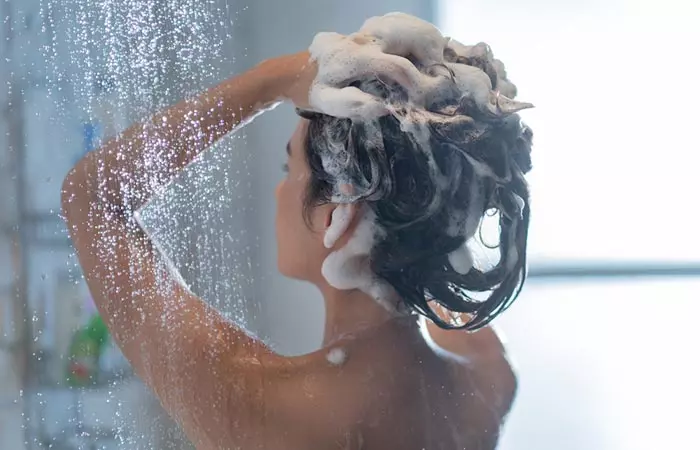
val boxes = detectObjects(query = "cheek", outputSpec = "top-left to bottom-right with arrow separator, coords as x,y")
275,180 -> 283,200
276,178 -> 321,278
276,178 -> 306,237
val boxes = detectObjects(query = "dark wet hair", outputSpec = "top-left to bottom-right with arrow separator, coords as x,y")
297,63 -> 533,331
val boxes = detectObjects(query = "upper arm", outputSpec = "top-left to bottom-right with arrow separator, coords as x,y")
61,174 -> 367,448
61,172 -> 283,447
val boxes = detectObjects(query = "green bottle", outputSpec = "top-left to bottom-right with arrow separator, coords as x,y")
66,313 -> 110,387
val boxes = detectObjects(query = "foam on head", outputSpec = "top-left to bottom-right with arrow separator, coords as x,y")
308,12 -> 532,121
308,12 -> 532,308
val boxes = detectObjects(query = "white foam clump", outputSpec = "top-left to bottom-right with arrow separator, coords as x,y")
326,347 -> 348,366
324,204 -> 353,248
307,12 -> 532,120
322,208 -> 405,315
308,12 -> 444,118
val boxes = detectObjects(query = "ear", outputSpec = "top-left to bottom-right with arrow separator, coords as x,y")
323,202 -> 361,249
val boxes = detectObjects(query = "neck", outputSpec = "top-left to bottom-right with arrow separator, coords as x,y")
318,285 -> 403,346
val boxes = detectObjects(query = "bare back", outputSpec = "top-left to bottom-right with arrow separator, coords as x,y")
294,319 -> 517,450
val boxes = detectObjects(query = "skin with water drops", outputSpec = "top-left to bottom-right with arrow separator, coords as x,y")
62,13 -> 521,450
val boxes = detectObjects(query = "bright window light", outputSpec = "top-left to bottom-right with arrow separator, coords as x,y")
438,1 -> 700,264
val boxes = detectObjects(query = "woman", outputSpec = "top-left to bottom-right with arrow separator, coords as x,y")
62,13 -> 532,450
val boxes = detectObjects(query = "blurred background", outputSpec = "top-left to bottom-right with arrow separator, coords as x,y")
1,0 -> 698,448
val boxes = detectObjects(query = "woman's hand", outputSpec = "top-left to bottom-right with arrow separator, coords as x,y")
263,51 -> 318,110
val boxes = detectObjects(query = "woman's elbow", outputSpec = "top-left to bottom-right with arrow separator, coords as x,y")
61,164 -> 87,217
60,161 -> 103,229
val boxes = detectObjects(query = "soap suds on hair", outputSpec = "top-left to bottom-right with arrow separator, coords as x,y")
307,12 -> 533,313
322,208 -> 407,315
324,204 -> 354,249
308,12 -> 532,121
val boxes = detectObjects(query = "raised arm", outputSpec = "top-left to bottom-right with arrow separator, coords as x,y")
60,53 -> 338,448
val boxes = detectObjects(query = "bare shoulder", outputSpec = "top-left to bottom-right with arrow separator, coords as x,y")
299,320 -> 519,449
253,338 -> 399,448
428,322 -> 510,363
271,319 -> 519,449
427,322 -> 518,418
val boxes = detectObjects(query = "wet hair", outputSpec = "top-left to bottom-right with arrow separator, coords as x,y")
297,59 -> 533,331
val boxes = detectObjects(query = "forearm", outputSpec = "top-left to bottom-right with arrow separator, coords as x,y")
63,57 -> 292,215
